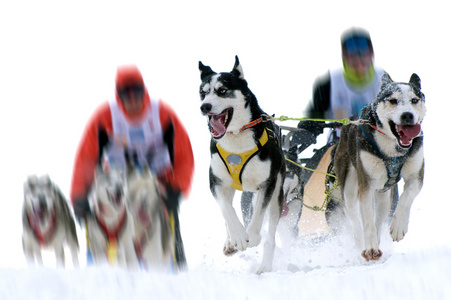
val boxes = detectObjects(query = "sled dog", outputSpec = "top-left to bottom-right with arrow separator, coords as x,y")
198,56 -> 285,273
86,165 -> 138,269
127,166 -> 173,271
22,174 -> 79,267
334,73 -> 426,261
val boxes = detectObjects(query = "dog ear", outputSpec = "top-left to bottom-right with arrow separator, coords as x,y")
381,72 -> 393,87
25,175 -> 38,190
231,55 -> 245,79
409,73 -> 421,90
199,61 -> 215,80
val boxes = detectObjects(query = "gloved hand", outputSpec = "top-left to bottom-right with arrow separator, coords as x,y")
72,198 -> 92,222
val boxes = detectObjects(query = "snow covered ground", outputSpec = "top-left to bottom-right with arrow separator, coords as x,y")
1,1 -> 451,299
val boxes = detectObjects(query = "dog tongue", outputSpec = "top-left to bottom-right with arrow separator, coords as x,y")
398,124 -> 421,145
210,113 -> 227,137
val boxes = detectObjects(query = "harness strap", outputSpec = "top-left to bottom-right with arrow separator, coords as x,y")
217,129 -> 270,191
359,125 -> 407,192
95,207 -> 127,241
28,206 -> 58,246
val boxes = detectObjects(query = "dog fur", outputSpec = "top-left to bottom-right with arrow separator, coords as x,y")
86,165 -> 139,269
22,174 -> 79,267
198,56 -> 285,273
334,73 -> 426,261
127,167 -> 173,271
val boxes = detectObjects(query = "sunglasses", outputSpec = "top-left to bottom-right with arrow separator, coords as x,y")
343,36 -> 370,55
118,86 -> 144,100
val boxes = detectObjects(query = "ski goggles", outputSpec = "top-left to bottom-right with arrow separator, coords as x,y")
118,86 -> 144,101
343,36 -> 371,55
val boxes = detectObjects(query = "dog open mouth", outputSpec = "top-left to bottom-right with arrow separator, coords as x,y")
389,121 -> 422,148
209,108 -> 233,139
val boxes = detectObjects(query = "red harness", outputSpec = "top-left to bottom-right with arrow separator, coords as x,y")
95,207 -> 127,241
28,206 -> 58,247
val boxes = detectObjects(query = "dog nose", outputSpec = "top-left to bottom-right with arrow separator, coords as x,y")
200,103 -> 212,115
38,195 -> 47,209
400,112 -> 414,125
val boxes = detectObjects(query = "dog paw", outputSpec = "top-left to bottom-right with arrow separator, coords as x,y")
227,230 -> 249,251
223,231 -> 249,255
223,245 -> 238,256
361,248 -> 382,261
247,232 -> 261,248
390,216 -> 408,241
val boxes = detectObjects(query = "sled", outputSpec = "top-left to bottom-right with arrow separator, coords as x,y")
279,121 -> 342,237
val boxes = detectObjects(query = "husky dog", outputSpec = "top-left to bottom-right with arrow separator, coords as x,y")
22,175 -> 79,267
198,56 -> 285,274
127,166 -> 173,271
334,73 -> 426,261
86,165 -> 138,269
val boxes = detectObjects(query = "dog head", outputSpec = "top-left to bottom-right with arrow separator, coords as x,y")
127,167 -> 160,228
372,73 -> 426,149
24,175 -> 57,227
91,165 -> 127,220
198,56 -> 260,139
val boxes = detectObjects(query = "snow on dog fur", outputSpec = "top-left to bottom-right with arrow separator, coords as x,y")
334,73 -> 426,261
198,56 -> 285,274
22,174 -> 79,267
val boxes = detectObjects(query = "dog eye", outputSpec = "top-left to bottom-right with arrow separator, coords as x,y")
388,99 -> 398,105
217,88 -> 228,95
411,98 -> 419,104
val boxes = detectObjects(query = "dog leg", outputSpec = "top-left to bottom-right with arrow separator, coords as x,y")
246,190 -> 265,247
342,168 -> 363,250
374,190 -> 392,239
55,245 -> 65,267
23,238 -> 40,266
358,187 -> 383,261
256,179 -> 283,274
69,237 -> 80,268
215,187 -> 249,254
390,176 -> 422,241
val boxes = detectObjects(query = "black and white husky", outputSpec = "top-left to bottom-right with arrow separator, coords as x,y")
334,73 -> 426,261
22,175 -> 79,267
198,56 -> 285,274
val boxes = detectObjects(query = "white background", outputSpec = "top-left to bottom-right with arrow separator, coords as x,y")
0,1 -> 450,299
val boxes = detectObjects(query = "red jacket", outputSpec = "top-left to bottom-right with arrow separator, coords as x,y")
70,66 -> 194,204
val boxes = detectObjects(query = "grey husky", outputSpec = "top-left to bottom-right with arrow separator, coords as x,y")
22,175 -> 79,267
334,73 -> 426,261
86,165 -> 138,269
198,56 -> 285,273
127,166 -> 173,271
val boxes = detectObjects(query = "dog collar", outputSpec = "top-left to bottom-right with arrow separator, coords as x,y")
239,116 -> 263,132
216,128 -> 271,191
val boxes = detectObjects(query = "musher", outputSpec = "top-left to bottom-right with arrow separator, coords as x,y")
70,64 -> 194,269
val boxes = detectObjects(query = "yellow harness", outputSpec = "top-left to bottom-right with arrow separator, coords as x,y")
216,129 -> 272,191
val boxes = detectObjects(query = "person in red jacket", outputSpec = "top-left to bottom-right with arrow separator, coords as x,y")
70,64 -> 194,268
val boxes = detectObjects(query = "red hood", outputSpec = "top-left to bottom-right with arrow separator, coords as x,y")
115,65 -> 151,124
